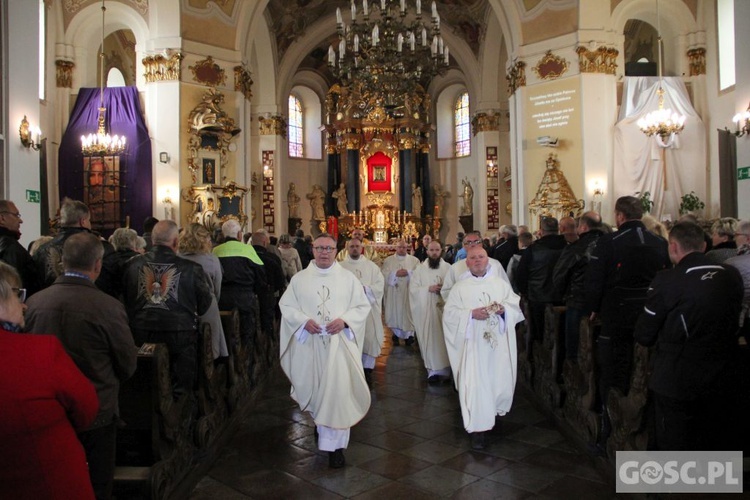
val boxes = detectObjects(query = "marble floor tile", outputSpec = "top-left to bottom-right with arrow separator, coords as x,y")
521,448 -> 607,484
400,439 -> 467,464
536,474 -> 616,499
350,480 -> 435,500
398,464 -> 480,496
505,426 -> 565,447
440,451 -> 512,478
451,478 -> 532,500
486,462 -> 566,493
480,438 -> 542,461
357,451 -> 433,480
355,429 -> 427,452
311,466 -> 390,497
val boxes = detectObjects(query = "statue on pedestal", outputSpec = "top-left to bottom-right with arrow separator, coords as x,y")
332,183 -> 348,216
287,182 -> 300,218
411,183 -> 423,216
460,178 -> 474,216
307,184 -> 326,220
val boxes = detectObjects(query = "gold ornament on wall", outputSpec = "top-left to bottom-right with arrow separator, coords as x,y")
576,46 -> 618,75
189,56 -> 226,87
258,115 -> 287,137
142,51 -> 182,83
234,65 -> 253,100
528,154 -> 584,223
533,51 -> 569,80
506,60 -> 526,95
471,112 -> 500,136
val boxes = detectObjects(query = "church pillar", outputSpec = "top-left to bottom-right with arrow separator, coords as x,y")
416,147 -> 430,219
399,148 -> 412,212
472,110 -> 503,233
345,149 -> 357,214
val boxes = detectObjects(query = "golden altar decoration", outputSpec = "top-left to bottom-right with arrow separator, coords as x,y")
528,154 -> 584,225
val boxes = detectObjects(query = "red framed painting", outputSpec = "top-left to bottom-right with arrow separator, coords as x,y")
367,152 -> 392,192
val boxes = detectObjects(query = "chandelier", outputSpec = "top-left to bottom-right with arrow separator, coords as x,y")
81,0 -> 126,156
328,0 -> 449,114
637,0 -> 685,145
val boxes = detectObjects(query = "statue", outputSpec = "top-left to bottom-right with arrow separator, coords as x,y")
433,184 -> 449,218
411,183 -> 423,216
460,178 -> 474,216
332,183 -> 348,216
287,182 -> 300,218
306,184 -> 326,220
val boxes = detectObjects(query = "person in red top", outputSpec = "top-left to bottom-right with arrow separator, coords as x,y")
0,262 -> 98,499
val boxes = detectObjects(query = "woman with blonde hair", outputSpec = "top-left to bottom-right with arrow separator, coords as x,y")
178,223 -> 228,359
641,214 -> 668,240
706,217 -> 738,263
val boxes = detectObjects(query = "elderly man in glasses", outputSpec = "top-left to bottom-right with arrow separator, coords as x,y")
279,233 -> 371,469
382,239 -> 420,346
441,231 -> 510,301
0,199 -> 39,295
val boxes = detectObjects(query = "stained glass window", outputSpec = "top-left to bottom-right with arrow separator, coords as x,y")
288,94 -> 304,158
454,92 -> 470,157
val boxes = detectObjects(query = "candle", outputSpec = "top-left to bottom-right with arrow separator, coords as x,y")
336,7 -> 342,25
431,1 -> 437,18
439,36 -> 443,54
436,14 -> 440,29
416,0 -> 421,14
397,33 -> 403,52
363,0 -> 368,16
409,32 -> 415,51
328,46 -> 336,65
400,0 -> 405,13
421,27 -> 427,46
431,36 -> 438,55
372,24 -> 379,46
354,34 -> 359,52
444,46 -> 449,65
339,39 -> 346,57
381,0 -> 386,11
351,0 -> 357,19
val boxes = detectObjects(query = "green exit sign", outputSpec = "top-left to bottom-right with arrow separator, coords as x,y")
739,167 -> 750,181
26,190 -> 41,203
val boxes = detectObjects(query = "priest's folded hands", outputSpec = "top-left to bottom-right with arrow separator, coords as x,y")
471,302 -> 505,320
304,318 -> 347,334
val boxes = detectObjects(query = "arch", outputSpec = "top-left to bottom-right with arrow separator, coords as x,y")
477,12 -> 507,109
611,0 -> 699,76
106,67 -> 126,87
64,2 -> 149,88
486,0 -> 523,57
247,15 -> 278,114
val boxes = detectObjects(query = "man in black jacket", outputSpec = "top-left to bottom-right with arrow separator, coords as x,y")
0,200 -> 39,295
635,222 -> 743,450
552,211 -> 604,361
492,224 -> 519,270
251,229 -> 285,325
123,220 -> 213,398
584,196 -> 670,451
516,217 -> 567,353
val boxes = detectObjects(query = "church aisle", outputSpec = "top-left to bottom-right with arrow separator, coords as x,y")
190,335 -> 612,499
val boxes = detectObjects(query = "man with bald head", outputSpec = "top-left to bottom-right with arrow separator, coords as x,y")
382,239 -> 420,346
441,231 -> 510,301
443,246 -> 524,449
410,240 -> 452,383
340,238 -> 385,385
336,227 -> 382,266
123,220 -> 213,398
559,216 -> 578,244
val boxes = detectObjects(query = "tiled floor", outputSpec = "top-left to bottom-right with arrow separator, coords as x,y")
190,334 -> 613,499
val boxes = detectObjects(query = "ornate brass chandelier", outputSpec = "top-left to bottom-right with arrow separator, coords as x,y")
328,0 -> 449,115
81,0 -> 126,156
637,0 -> 685,145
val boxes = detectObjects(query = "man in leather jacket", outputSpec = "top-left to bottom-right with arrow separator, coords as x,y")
0,199 -> 39,295
516,217 -> 566,354
123,220 -> 212,398
552,211 -> 605,361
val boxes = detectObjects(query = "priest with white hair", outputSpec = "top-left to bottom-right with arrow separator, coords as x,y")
279,233 -> 372,469
340,238 -> 385,385
443,246 -> 524,450
381,239 -> 420,345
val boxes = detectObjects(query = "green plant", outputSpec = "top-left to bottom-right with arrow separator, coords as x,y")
635,191 -> 653,214
679,191 -> 705,215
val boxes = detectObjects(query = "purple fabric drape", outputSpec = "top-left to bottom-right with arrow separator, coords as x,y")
58,86 -> 153,234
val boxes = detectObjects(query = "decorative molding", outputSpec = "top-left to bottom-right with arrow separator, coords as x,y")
576,46 -> 618,75
55,60 -> 75,88
687,47 -> 706,76
258,115 -> 287,137
142,51 -> 183,83
233,65 -> 253,100
471,112 -> 500,136
506,60 -> 526,95
189,56 -> 226,87
64,0 -> 147,14
534,51 -> 569,80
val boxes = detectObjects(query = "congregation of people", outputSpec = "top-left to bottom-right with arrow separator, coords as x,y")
0,194 -> 748,497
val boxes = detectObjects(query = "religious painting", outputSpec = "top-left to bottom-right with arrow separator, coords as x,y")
83,155 -> 121,235
366,151 -> 393,192
199,151 -> 220,184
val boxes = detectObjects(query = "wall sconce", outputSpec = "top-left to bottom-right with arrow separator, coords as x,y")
159,152 -> 170,163
732,105 -> 750,137
19,115 -> 42,151
163,190 -> 174,221
591,182 -> 604,214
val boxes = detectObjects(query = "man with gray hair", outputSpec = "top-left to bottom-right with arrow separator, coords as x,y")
213,219 -> 268,352
123,220 -> 213,398
0,199 -> 39,295
26,232 -> 137,499
491,224 -> 519,270
35,198 -> 105,289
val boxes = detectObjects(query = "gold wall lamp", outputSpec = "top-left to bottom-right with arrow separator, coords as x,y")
19,115 -> 42,151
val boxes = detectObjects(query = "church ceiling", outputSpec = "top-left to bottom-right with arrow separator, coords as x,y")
267,0 -> 489,62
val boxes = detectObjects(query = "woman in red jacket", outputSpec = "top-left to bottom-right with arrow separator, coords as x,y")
0,262 -> 99,499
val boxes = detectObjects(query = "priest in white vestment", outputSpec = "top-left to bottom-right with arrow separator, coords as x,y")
336,227 -> 383,266
443,247 -> 524,450
279,234 -> 372,468
409,241 -> 452,383
381,240 -> 420,345
441,231 -> 510,301
339,238 -> 384,385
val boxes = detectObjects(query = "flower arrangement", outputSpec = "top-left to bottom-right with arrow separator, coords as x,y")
679,191 -> 705,215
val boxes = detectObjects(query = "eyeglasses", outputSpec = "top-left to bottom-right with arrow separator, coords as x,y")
464,239 -> 483,246
12,288 -> 26,303
313,246 -> 336,253
0,211 -> 21,218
